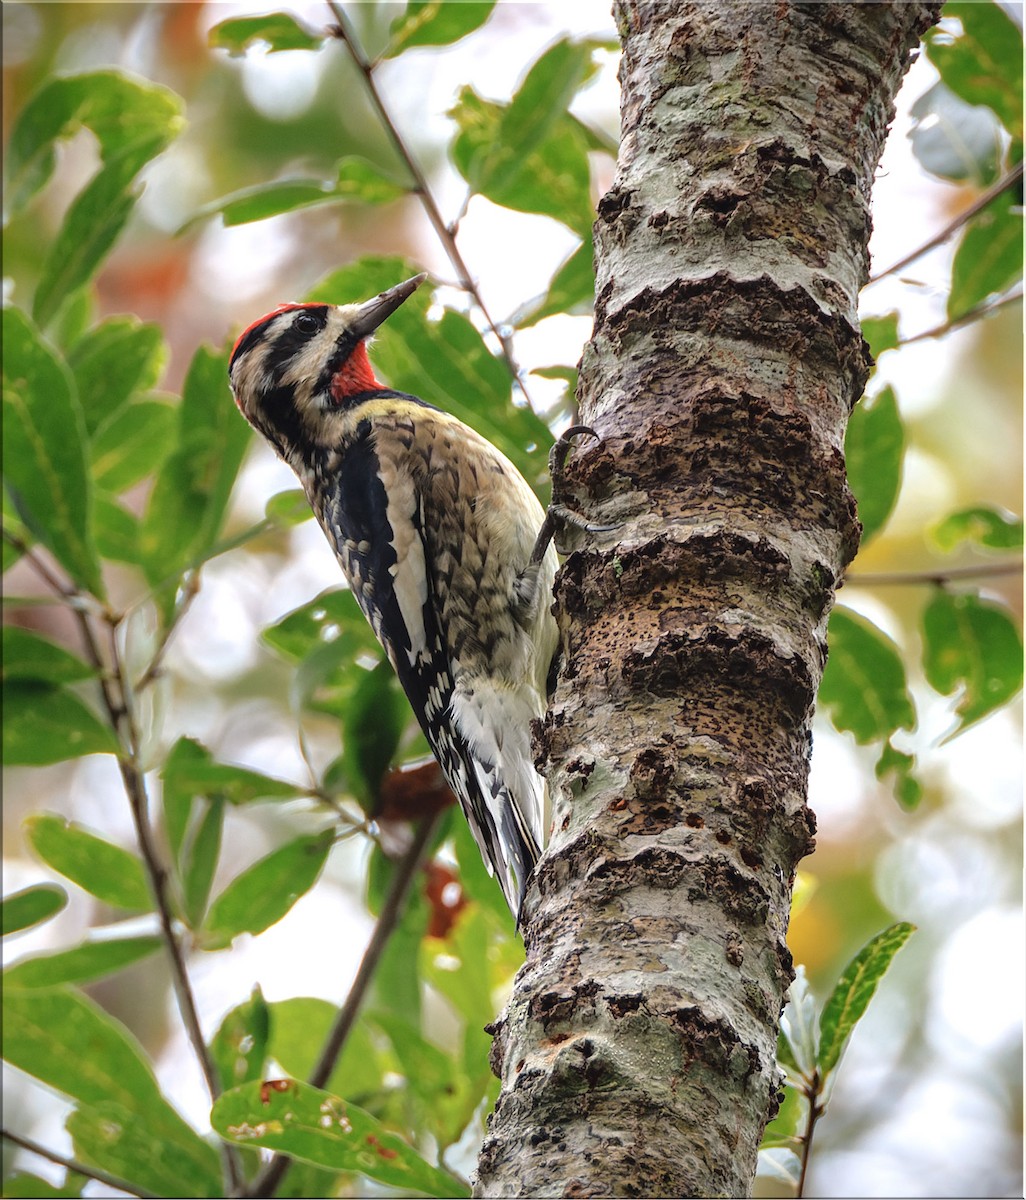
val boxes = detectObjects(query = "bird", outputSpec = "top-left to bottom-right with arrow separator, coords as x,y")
228,274 -> 559,919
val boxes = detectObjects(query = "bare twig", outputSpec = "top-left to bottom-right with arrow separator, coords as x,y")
868,161 -> 1024,284
848,558 -> 1023,587
247,813 -> 440,1199
897,287 -> 1022,346
795,1075 -> 823,1199
2,1125 -> 161,1200
324,1 -> 532,405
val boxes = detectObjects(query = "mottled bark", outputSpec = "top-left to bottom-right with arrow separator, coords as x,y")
475,3 -> 940,1198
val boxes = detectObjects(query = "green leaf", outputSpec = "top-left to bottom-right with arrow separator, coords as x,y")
819,608 -> 916,744
32,153 -> 142,328
5,70 -> 185,214
949,197 -> 1023,318
25,814 -> 151,911
368,1011 -> 481,1150
211,986 -> 270,1092
386,1 -> 496,56
92,492 -> 141,565
202,830 -> 333,949
0,1173 -> 85,1198
450,804 -> 511,927
875,740 -> 923,811
450,80 -> 596,235
211,1079 -> 469,1197
337,662 -> 411,813
265,488 -> 313,527
67,1100 -> 221,1200
2,307 -> 104,597
162,736 -> 305,815
67,318 -> 167,436
2,883 -> 68,937
181,798 -> 225,929
3,987 -> 222,1195
925,2 -> 1023,140
921,590 -> 1023,738
209,13 -> 325,55
3,682 -> 118,766
515,232 -> 595,328
334,157 -> 408,204
909,80 -> 1003,186
268,997 -> 385,1101
1,627 -> 96,684
139,343 -> 252,604
90,400 -> 177,493
262,587 -> 380,665
861,312 -> 900,360
846,386 -> 904,544
193,179 -> 338,227
932,505 -> 1023,552
4,935 -> 162,989
818,922 -> 916,1074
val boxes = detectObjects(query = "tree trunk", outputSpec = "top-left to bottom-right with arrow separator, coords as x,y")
475,2 -> 941,1197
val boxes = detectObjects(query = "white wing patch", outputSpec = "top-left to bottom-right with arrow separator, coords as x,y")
381,463 -> 428,664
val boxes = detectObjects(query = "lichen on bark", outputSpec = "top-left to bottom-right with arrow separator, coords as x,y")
475,4 -> 942,1198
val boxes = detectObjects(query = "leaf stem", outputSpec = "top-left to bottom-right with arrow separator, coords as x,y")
868,161 -> 1024,284
1,1125 -> 161,1200
848,558 -> 1023,587
324,1 -> 532,405
246,812 -> 440,1199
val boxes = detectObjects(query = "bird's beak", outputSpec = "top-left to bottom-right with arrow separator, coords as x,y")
348,273 -> 428,340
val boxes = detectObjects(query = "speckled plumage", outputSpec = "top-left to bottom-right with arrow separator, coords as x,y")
229,279 -> 557,915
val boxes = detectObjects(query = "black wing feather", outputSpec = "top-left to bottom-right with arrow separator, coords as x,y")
318,425 -> 535,914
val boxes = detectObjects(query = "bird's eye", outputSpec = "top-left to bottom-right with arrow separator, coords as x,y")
295,312 -> 320,335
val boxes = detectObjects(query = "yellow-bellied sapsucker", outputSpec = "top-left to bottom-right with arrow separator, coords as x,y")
229,275 -> 558,918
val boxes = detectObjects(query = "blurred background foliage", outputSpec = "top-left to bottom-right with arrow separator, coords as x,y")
1,2 -> 1022,1198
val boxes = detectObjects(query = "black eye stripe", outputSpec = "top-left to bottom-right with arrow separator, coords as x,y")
267,307 -> 331,382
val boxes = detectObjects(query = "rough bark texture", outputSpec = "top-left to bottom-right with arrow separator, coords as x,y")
475,3 -> 941,1198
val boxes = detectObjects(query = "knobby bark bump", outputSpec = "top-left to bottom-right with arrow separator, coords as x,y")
476,3 -> 941,1198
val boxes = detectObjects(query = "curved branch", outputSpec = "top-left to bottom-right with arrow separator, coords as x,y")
2,1126 -> 160,1200
868,161 -> 1024,284
848,558 -> 1022,587
324,2 -> 532,406
898,287 -> 1022,346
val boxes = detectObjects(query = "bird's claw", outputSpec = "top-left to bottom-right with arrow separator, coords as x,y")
529,426 -> 612,566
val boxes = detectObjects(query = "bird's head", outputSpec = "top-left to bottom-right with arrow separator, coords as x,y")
228,272 -> 426,459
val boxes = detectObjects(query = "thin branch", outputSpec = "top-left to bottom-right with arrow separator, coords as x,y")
324,2 -> 532,406
247,813 -> 441,1199
848,558 -> 1023,587
795,1077 -> 823,1200
868,161 -> 1024,284
897,287 -> 1022,346
95,615 -> 244,1194
11,546 -> 244,1194
1,1126 -> 161,1200
1,527 -> 95,609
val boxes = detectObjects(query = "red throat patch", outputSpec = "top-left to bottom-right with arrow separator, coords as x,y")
331,342 -> 380,402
